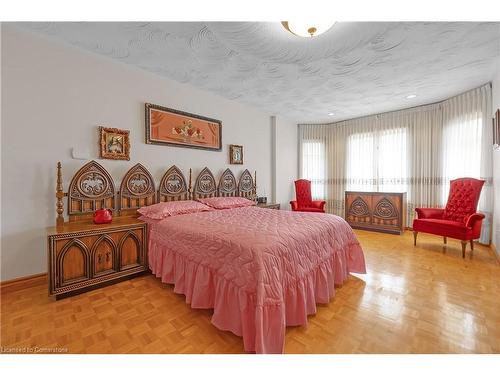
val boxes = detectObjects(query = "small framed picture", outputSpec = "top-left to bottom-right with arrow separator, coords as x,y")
99,126 -> 130,160
229,144 -> 243,164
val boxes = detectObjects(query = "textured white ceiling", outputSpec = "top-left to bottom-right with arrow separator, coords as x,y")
16,22 -> 500,123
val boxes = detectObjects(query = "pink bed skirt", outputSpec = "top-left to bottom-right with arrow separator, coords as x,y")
148,238 -> 366,354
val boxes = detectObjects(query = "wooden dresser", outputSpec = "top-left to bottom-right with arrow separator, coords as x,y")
345,191 -> 406,234
47,217 -> 147,299
257,202 -> 280,210
47,161 -> 154,299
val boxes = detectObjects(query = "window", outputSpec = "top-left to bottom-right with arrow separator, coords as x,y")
378,128 -> 407,192
298,85 -> 490,231
301,140 -> 325,199
346,132 -> 375,191
346,128 -> 407,192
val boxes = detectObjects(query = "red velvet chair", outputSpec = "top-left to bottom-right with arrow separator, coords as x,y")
290,179 -> 326,213
413,178 -> 485,258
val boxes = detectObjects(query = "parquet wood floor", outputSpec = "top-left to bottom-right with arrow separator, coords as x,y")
1,230 -> 499,354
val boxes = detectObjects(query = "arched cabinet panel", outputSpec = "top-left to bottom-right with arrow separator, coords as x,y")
57,239 -> 90,287
118,231 -> 143,270
373,197 -> 399,224
91,235 -> 117,277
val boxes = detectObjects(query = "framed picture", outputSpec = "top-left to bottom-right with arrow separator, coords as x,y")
494,109 -> 500,147
145,103 -> 222,151
229,144 -> 243,164
99,126 -> 130,160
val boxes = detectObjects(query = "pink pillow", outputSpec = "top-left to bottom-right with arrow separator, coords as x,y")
137,200 -> 213,219
198,196 -> 256,209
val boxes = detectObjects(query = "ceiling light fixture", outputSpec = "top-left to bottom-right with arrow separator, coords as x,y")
328,112 -> 335,116
406,94 -> 417,99
282,21 -> 335,38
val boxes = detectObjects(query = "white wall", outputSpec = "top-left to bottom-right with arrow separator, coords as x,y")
274,116 -> 298,209
492,56 -> 500,255
0,25 -> 288,281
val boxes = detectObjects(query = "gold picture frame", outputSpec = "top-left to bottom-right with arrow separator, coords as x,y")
229,144 -> 243,164
99,126 -> 130,161
145,103 -> 222,151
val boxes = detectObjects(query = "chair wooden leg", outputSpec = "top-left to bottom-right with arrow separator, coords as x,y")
470,240 -> 474,251
443,237 -> 447,244
413,231 -> 418,246
461,241 -> 467,258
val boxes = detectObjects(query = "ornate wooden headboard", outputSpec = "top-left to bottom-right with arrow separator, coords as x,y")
193,167 -> 217,200
218,168 -> 238,197
66,160 -> 116,219
119,163 -> 156,213
158,165 -> 191,202
238,169 -> 256,199
56,161 -> 256,227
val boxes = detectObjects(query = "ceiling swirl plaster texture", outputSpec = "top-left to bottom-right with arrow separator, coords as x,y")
17,22 -> 500,123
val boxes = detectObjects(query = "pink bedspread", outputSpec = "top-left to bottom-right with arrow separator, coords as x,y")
146,206 -> 366,353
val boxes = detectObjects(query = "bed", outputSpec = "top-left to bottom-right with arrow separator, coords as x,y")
143,167 -> 366,353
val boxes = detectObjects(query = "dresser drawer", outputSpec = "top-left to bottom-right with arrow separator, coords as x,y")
47,222 -> 147,298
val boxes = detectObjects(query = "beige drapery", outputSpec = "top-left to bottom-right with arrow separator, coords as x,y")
299,84 -> 492,243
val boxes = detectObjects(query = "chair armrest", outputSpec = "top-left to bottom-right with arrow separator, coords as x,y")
290,201 -> 299,211
465,213 -> 485,228
415,208 -> 444,219
311,200 -> 326,210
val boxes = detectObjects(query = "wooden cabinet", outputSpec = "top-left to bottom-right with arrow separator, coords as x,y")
47,217 -> 147,299
256,202 -> 280,210
345,191 -> 406,234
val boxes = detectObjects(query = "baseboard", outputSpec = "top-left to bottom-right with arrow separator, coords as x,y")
0,273 -> 47,294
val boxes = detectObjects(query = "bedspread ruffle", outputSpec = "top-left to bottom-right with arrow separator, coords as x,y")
148,238 -> 366,354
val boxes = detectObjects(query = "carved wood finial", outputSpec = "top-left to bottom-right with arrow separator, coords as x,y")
56,162 -> 64,227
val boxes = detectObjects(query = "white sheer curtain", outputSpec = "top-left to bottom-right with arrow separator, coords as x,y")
301,140 -> 326,199
441,85 -> 492,211
345,126 -> 408,192
299,84 -> 493,243
378,127 -> 408,192
440,85 -> 492,242
346,132 -> 375,191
